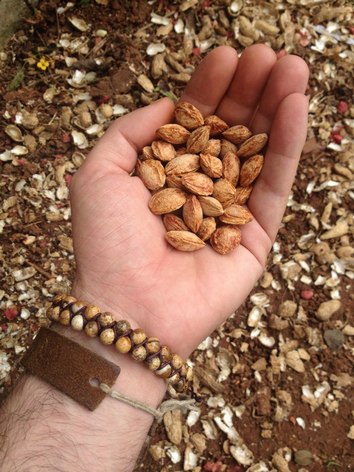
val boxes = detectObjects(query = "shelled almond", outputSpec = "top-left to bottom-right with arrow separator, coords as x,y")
136,102 -> 267,255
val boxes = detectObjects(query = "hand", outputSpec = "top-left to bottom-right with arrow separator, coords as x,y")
70,45 -> 309,358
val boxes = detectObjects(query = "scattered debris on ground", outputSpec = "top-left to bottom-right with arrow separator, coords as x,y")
0,1 -> 353,470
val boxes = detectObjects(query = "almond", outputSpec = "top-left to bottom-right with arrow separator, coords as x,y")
219,204 -> 253,225
238,133 -> 268,158
240,154 -> 264,186
210,226 -> 242,255
176,146 -> 187,156
186,125 -> 210,153
166,174 -> 184,189
198,196 -> 224,217
203,139 -> 221,157
212,179 -> 236,207
222,125 -> 252,144
141,146 -> 154,160
163,214 -> 188,231
204,115 -> 228,136
200,153 -> 223,178
183,195 -> 203,233
165,231 -> 205,252
148,188 -> 187,215
151,140 -> 176,161
182,172 -> 214,196
220,139 -> 238,159
165,154 -> 200,175
197,217 -> 216,241
175,102 -> 204,130
156,124 -> 190,144
222,152 -> 240,186
234,185 -> 253,205
136,159 -> 166,191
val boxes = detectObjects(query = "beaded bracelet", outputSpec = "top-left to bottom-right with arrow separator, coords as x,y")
47,294 -> 193,393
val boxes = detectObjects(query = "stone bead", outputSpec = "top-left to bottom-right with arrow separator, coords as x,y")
186,366 -> 193,381
62,295 -> 76,305
147,356 -> 161,371
167,372 -> 180,385
160,345 -> 172,363
53,294 -> 66,303
115,336 -> 132,354
85,320 -> 98,337
155,364 -> 172,379
131,328 -> 147,345
71,314 -> 84,331
85,304 -> 100,320
47,306 -> 60,321
71,301 -> 86,314
116,320 -> 131,335
100,328 -> 115,345
146,337 -> 160,354
171,354 -> 184,369
59,309 -> 71,326
99,312 -> 114,327
180,364 -> 187,377
131,345 -> 147,362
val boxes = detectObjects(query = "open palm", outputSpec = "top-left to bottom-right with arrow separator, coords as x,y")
70,45 -> 309,358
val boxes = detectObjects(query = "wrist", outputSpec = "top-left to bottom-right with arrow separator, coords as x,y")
50,322 -> 167,407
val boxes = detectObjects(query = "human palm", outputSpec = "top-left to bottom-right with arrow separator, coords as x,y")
70,45 -> 308,357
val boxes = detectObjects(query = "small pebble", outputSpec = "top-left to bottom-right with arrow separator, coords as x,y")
316,300 -> 341,321
301,289 -> 314,300
20,308 -> 31,320
279,300 -> 297,318
324,329 -> 345,350
294,449 -> 313,466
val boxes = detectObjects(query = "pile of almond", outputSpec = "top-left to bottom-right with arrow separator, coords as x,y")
136,102 -> 267,255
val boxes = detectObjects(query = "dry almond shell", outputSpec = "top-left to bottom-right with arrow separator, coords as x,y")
165,231 -> 206,252
148,188 -> 187,215
175,102 -> 204,130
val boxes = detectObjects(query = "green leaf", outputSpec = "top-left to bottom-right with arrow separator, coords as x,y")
7,67 -> 25,91
154,87 -> 178,102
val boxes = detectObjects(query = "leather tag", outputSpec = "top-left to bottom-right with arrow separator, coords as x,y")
21,327 -> 120,411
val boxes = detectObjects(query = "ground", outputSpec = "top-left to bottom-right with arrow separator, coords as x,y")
0,1 -> 353,471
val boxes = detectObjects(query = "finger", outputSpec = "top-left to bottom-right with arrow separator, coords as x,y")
248,93 -> 309,241
216,44 -> 277,125
180,45 -> 238,116
83,98 -> 175,174
251,55 -> 309,134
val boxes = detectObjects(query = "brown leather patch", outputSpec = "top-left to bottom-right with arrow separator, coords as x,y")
21,327 -> 120,411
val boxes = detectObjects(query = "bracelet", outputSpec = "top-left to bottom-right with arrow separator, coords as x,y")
47,294 -> 193,393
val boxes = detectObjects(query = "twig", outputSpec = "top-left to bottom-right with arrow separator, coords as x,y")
23,0 -> 36,14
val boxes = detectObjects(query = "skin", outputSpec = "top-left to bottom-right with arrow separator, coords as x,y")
0,45 -> 309,472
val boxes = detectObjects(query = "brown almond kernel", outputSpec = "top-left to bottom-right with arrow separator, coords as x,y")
238,133 -> 268,158
156,124 -> 190,144
200,153 -> 223,178
148,188 -> 187,215
163,214 -> 189,231
240,154 -> 264,186
219,204 -> 253,225
204,115 -> 229,136
151,140 -> 176,161
175,102 -> 204,130
198,196 -> 224,217
182,172 -> 214,196
183,195 -> 203,233
186,125 -> 210,154
222,152 -> 240,186
197,217 -> 217,241
210,226 -> 242,255
165,231 -> 206,252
